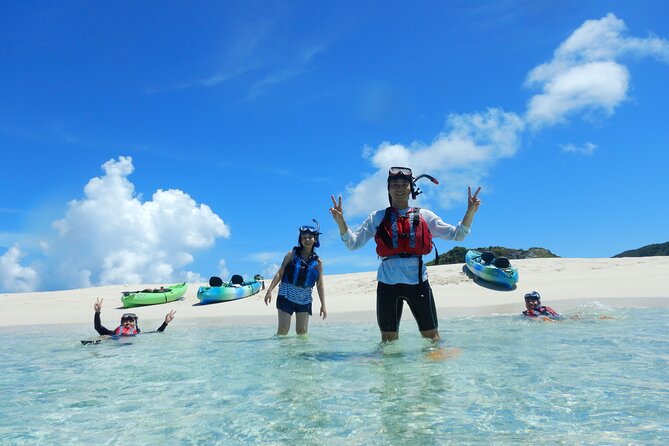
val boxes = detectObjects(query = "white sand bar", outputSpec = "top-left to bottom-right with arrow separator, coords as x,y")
1,257 -> 667,329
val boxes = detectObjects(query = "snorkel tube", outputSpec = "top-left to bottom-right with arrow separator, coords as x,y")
386,167 -> 441,203
411,174 -> 440,199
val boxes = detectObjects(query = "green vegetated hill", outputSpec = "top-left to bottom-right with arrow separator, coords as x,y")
426,246 -> 559,265
612,241 -> 669,258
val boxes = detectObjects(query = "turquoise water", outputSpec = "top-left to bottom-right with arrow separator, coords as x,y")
1,305 -> 668,445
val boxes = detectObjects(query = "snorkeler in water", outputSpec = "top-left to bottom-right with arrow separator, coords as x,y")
522,291 -> 560,319
93,297 -> 175,336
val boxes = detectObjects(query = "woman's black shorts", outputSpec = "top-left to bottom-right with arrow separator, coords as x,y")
376,281 -> 438,333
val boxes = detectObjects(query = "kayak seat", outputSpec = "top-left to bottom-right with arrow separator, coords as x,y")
209,276 -> 224,287
493,257 -> 511,268
481,251 -> 495,264
230,274 -> 244,286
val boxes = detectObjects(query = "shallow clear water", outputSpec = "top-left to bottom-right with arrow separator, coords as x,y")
1,305 -> 668,445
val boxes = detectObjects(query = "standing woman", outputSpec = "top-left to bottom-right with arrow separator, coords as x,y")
264,220 -> 327,335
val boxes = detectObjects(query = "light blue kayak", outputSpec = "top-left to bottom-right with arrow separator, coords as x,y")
197,279 -> 263,305
465,250 -> 519,289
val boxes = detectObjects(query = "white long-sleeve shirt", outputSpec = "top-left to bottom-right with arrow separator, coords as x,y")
341,207 -> 471,285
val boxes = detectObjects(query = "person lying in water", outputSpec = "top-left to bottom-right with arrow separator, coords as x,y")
93,297 -> 176,336
522,291 -> 614,321
522,291 -> 560,319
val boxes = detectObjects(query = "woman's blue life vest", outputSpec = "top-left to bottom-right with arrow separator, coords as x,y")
374,207 -> 433,258
281,247 -> 320,289
114,325 -> 139,336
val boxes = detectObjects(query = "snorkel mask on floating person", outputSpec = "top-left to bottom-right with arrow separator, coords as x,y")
298,219 -> 321,248
524,291 -> 542,310
386,166 -> 440,205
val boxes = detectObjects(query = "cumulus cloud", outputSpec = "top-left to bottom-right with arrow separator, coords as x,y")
525,13 -> 669,127
246,251 -> 284,280
345,108 -> 524,216
184,270 -> 205,284
217,259 -> 231,280
5,156 -> 230,291
0,244 -> 39,292
343,14 -> 668,217
261,263 -> 281,280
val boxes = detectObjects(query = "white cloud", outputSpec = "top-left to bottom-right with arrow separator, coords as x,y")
525,13 -> 669,127
246,251 -> 284,280
16,156 -> 233,291
217,259 -> 231,280
247,251 -> 284,263
342,14 -> 669,217
261,263 -> 281,280
526,61 -> 629,125
345,108 -> 524,216
560,142 -> 597,156
184,270 -> 205,284
0,244 -> 38,292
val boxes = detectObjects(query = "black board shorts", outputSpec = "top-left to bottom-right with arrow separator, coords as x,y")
376,281 -> 438,333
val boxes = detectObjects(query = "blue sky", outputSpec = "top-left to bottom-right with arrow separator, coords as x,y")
1,1 -> 668,292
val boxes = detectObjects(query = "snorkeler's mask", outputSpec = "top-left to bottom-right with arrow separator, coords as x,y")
120,313 -> 138,324
387,166 -> 440,201
524,291 -> 541,303
298,219 -> 321,248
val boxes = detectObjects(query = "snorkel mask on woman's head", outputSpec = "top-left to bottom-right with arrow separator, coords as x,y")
298,219 -> 321,248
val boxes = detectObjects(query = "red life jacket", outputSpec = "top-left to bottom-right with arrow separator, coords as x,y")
374,207 -> 433,258
114,325 -> 139,336
523,306 -> 559,318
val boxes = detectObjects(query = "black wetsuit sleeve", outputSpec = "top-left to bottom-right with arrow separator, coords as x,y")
94,312 -> 116,336
156,322 -> 168,332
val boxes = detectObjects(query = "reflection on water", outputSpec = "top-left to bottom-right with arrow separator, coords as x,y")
1,306 -> 668,445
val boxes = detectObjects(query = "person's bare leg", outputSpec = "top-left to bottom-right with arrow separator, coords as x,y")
381,331 -> 399,342
420,328 -> 440,341
420,329 -> 462,360
277,310 -> 292,336
295,312 -> 310,335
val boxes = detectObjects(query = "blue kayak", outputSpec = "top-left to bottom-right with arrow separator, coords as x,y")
197,279 -> 263,305
465,250 -> 519,289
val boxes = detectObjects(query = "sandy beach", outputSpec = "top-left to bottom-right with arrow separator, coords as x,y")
1,257 -> 667,330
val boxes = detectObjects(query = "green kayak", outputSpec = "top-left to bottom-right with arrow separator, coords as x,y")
121,283 -> 187,308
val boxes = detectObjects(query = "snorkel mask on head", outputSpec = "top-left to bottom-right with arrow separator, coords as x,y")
298,219 -> 321,248
524,291 -> 541,307
120,312 -> 138,326
387,166 -> 440,204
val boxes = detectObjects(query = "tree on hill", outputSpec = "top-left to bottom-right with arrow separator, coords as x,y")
612,242 -> 669,258
426,246 -> 559,265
